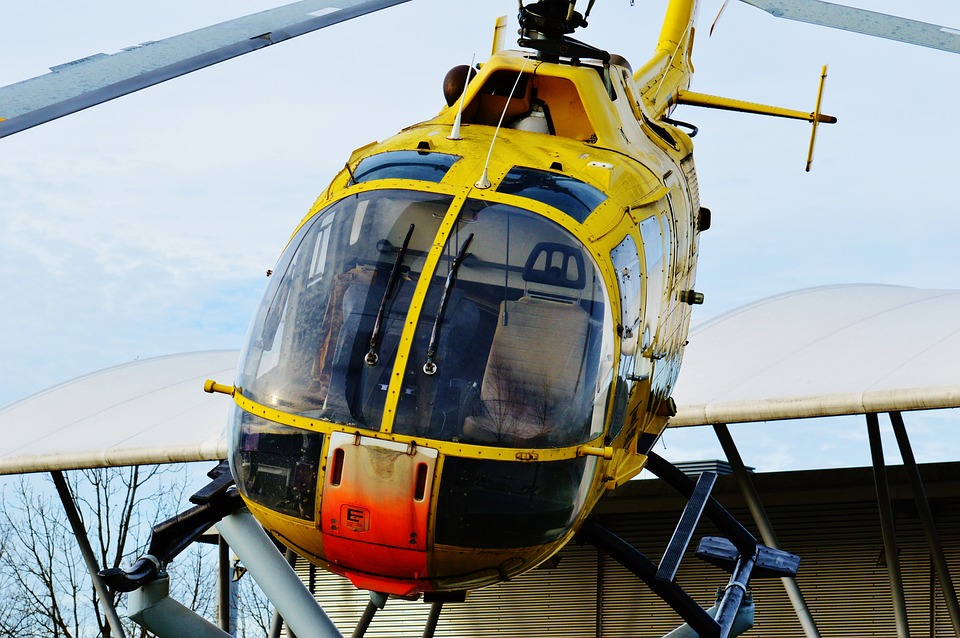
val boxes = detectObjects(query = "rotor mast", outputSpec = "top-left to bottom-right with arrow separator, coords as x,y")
518,0 -> 610,62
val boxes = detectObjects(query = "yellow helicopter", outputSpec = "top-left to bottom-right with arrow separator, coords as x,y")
2,0 -> 958,636
196,0 -> 840,600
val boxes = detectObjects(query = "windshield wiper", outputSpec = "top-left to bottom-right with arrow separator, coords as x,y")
423,233 -> 474,375
365,223 -> 415,366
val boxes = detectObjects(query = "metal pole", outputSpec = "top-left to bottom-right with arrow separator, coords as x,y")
218,537 -> 232,634
867,413 -> 911,638
51,471 -> 129,638
218,509 -> 341,638
889,411 -> 960,635
422,601 -> 443,638
351,601 -> 380,638
269,548 -> 301,638
713,424 -> 821,638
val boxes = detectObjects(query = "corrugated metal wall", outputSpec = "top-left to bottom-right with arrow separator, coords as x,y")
597,499 -> 960,637
298,542 -> 599,637
292,468 -> 959,637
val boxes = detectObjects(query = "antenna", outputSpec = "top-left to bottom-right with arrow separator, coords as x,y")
448,55 -> 476,141
475,59 -> 530,189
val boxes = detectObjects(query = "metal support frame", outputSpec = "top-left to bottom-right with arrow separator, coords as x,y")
645,453 -> 758,558
51,470 -> 129,638
866,412 -> 911,638
712,423 -> 821,638
128,575 -> 231,637
269,548 -> 301,638
218,537 -> 231,633
889,411 -> 960,636
422,601 -> 443,638
657,471 -> 718,583
579,519 -> 722,637
217,509 -> 342,638
352,592 -> 387,638
352,601 -> 380,638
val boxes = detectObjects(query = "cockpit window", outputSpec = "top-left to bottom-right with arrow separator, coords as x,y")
496,166 -> 607,223
352,151 -> 460,184
237,189 -> 454,425
230,408 -> 322,521
391,199 -> 613,449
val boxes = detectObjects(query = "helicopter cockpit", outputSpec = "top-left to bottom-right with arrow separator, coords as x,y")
231,167 -> 616,540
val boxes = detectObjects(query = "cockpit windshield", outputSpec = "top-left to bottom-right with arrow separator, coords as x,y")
391,199 -> 611,448
238,189 -> 613,449
238,189 -> 453,425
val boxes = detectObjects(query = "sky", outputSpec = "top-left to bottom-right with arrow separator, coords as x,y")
1,0 -> 959,474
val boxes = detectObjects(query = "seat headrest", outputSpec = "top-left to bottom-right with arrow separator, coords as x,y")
522,242 -> 586,290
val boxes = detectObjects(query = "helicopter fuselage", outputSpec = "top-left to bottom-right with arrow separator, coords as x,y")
228,48 -> 702,596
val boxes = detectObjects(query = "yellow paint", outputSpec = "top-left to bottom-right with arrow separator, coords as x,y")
491,15 -> 508,54
806,65 -> 830,171
672,89 -> 836,124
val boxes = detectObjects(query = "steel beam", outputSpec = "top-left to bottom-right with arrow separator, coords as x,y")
889,411 -> 960,635
866,413 -> 911,638
217,509 -> 342,638
578,519 -> 721,637
422,602 -> 443,638
712,424 -> 821,638
128,575 -> 231,637
269,548 -> 301,638
51,471 -> 129,638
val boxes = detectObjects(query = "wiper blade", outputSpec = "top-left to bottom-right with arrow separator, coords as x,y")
423,233 -> 474,375
365,223 -> 415,366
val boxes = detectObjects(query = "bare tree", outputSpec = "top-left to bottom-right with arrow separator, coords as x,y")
0,465 -> 267,637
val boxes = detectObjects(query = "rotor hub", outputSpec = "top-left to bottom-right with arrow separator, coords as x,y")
519,1 -> 588,39
518,1 -> 610,63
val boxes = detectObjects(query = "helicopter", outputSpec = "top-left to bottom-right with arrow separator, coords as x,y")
2,0 -> 960,636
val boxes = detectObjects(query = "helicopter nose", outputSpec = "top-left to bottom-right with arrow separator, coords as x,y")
320,432 -> 438,595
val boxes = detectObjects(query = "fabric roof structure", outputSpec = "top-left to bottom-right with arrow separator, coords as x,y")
0,350 -> 238,474
1,285 -> 958,473
671,284 -> 960,426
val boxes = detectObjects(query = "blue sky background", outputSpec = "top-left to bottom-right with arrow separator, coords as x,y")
1,0 -> 958,474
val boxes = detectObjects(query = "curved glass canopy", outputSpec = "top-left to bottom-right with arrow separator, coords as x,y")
237,187 -> 613,450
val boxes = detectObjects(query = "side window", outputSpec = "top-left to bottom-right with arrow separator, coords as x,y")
639,215 -> 664,351
611,235 -> 641,353
608,235 -> 641,441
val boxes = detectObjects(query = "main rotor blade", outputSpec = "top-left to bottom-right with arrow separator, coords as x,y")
739,0 -> 960,54
0,0 -> 411,139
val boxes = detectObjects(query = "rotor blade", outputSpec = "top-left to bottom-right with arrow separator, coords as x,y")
738,0 -> 960,54
0,0 -> 412,139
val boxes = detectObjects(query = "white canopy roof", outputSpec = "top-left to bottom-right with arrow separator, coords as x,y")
1,285 -> 958,474
0,350 -> 237,474
671,285 -> 960,426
